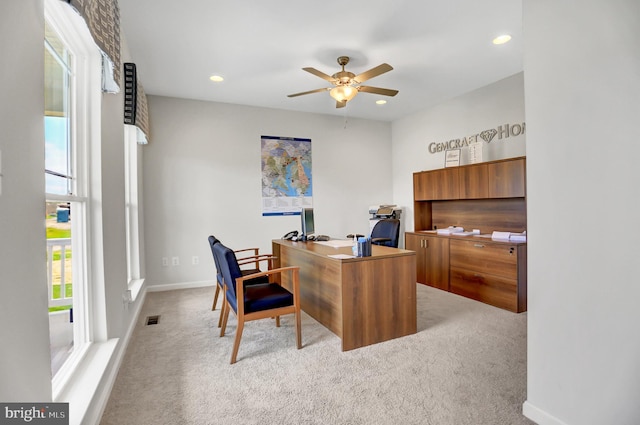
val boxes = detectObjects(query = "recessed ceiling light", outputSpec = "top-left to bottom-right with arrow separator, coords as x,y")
376,100 -> 387,105
492,34 -> 512,45
209,75 -> 224,82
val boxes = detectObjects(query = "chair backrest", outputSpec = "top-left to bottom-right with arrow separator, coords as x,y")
213,242 -> 243,300
371,219 -> 401,248
208,235 -> 223,283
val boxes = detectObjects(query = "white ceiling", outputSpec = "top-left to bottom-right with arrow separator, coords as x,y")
118,0 -> 523,122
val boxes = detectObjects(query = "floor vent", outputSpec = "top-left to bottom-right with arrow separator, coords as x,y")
146,315 -> 160,325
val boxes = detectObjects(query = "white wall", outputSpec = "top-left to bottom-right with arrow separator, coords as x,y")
143,96 -> 392,287
391,73 -> 526,232
0,0 -> 52,402
523,1 -> 640,424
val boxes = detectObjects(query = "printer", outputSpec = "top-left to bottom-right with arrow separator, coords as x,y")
368,205 -> 402,234
369,205 -> 402,220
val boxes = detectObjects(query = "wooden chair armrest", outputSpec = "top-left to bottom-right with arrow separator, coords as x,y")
233,247 -> 260,257
236,254 -> 275,264
236,266 -> 299,287
237,254 -> 277,271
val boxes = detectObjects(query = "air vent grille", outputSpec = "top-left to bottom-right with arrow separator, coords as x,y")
146,315 -> 160,325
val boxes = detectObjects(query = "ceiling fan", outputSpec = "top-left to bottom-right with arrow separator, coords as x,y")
288,56 -> 399,108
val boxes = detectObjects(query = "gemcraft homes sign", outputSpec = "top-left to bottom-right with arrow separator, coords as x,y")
428,122 -> 526,154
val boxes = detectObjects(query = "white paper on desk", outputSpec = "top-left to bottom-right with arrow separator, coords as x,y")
437,226 -> 464,235
328,254 -> 355,259
315,240 -> 354,248
492,231 -> 511,240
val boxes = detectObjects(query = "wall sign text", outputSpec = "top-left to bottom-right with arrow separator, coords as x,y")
428,122 -> 526,154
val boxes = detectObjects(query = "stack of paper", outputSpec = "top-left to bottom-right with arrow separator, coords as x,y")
437,226 -> 464,235
491,231 -> 527,242
510,232 -> 527,242
491,231 -> 511,240
451,229 -> 481,237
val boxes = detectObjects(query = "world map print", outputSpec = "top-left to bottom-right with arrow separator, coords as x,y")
261,136 -> 313,216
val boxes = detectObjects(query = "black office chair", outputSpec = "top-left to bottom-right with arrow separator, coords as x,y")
207,236 -> 273,327
215,242 -> 302,364
370,219 -> 400,248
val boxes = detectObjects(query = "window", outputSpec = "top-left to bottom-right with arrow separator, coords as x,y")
124,125 -> 144,299
44,0 -> 104,395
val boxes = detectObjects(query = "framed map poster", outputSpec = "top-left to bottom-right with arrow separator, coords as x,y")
261,135 -> 313,216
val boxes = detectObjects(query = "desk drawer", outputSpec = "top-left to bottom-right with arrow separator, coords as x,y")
450,239 -> 517,279
450,267 -> 517,312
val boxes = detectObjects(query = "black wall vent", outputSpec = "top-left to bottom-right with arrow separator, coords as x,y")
146,315 -> 160,325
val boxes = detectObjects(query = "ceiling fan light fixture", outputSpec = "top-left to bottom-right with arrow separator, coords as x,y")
492,34 -> 512,45
330,85 -> 358,102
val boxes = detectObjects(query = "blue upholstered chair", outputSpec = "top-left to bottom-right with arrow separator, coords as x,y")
207,236 -> 273,327
370,219 -> 401,248
214,242 -> 301,364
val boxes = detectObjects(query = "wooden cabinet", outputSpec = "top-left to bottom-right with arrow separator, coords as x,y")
413,157 -> 525,204
405,233 -> 449,290
458,163 -> 489,199
488,158 -> 526,198
449,239 -> 526,313
410,157 -> 527,312
414,168 -> 459,200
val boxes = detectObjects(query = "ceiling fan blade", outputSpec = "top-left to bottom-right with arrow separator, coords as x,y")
336,100 -> 346,108
303,67 -> 335,82
287,87 -> 331,98
358,85 -> 399,97
353,63 -> 393,83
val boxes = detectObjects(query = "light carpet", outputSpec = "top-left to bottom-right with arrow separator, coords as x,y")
100,284 -> 533,425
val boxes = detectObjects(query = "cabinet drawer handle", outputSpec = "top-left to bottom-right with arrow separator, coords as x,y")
473,244 -> 485,248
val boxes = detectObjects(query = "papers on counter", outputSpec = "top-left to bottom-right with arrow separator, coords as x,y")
451,229 -> 481,236
491,231 -> 527,242
436,226 -> 464,235
315,240 -> 355,248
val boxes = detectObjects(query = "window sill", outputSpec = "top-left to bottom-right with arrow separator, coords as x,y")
53,339 -> 119,425
128,278 -> 145,302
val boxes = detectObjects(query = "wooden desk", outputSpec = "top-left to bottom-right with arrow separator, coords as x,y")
272,239 -> 417,351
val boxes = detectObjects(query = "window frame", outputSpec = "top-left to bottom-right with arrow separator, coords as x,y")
45,0 -> 107,399
124,124 -> 145,300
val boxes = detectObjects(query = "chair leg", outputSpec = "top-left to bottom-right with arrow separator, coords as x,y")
275,316 -> 280,327
295,311 -> 302,349
220,302 -> 230,337
230,319 -> 244,364
212,284 -> 220,311
217,297 -> 226,328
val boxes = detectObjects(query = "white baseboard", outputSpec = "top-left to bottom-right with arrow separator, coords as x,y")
145,280 -> 215,292
523,400 -> 569,425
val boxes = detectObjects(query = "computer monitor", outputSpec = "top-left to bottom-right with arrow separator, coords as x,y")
300,207 -> 315,240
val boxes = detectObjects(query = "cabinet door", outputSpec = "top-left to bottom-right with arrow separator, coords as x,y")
459,163 -> 488,199
405,233 -> 427,284
414,169 -> 459,200
488,158 -> 526,198
450,239 -> 517,279
450,267 -> 518,312
424,236 -> 450,290
405,234 -> 449,289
